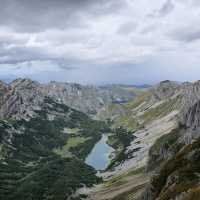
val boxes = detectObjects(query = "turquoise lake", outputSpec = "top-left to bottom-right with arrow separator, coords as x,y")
85,134 -> 114,170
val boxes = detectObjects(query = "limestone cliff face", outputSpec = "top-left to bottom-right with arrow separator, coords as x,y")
179,81 -> 200,130
182,100 -> 200,129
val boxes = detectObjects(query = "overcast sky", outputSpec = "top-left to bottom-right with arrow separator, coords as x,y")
0,0 -> 200,85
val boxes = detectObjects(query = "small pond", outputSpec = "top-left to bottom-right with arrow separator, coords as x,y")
85,134 -> 114,170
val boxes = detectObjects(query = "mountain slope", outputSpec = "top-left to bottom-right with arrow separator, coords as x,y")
138,95 -> 200,200
102,81 -> 182,175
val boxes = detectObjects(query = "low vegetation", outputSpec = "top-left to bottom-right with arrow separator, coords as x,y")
107,127 -> 136,169
0,98 -> 110,200
145,135 -> 200,200
114,114 -> 140,131
147,127 -> 184,171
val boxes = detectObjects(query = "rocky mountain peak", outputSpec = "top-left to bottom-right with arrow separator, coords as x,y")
0,80 -> 8,93
150,80 -> 181,101
10,78 -> 40,89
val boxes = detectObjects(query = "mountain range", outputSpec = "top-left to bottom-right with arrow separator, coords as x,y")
1,79 -> 200,200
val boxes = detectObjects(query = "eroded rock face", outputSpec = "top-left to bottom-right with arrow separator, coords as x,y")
43,82 -> 109,115
180,81 -> 200,124
0,79 -> 44,119
182,100 -> 200,129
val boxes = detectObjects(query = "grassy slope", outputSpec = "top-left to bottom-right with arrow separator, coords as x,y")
110,91 -> 150,130
53,136 -> 91,158
112,90 -> 182,131
99,89 -> 183,199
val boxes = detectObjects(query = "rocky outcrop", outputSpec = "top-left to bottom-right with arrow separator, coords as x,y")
150,80 -> 181,101
0,79 -> 44,119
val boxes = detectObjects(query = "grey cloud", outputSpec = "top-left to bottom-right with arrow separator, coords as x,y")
159,0 -> 174,16
0,0 -> 125,32
176,0 -> 200,7
140,24 -> 158,34
170,27 -> 200,42
0,44 -> 49,64
117,22 -> 138,35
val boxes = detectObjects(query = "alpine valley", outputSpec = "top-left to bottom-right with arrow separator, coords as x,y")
1,78 -> 200,200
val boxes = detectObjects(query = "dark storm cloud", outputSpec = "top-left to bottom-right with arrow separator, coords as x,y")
0,0 -> 125,32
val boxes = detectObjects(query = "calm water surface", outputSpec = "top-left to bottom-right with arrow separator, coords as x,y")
85,134 -> 114,170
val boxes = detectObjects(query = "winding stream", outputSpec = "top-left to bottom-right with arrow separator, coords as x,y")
85,134 -> 114,170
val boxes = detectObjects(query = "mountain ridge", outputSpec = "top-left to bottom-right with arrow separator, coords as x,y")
0,78 -> 141,120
